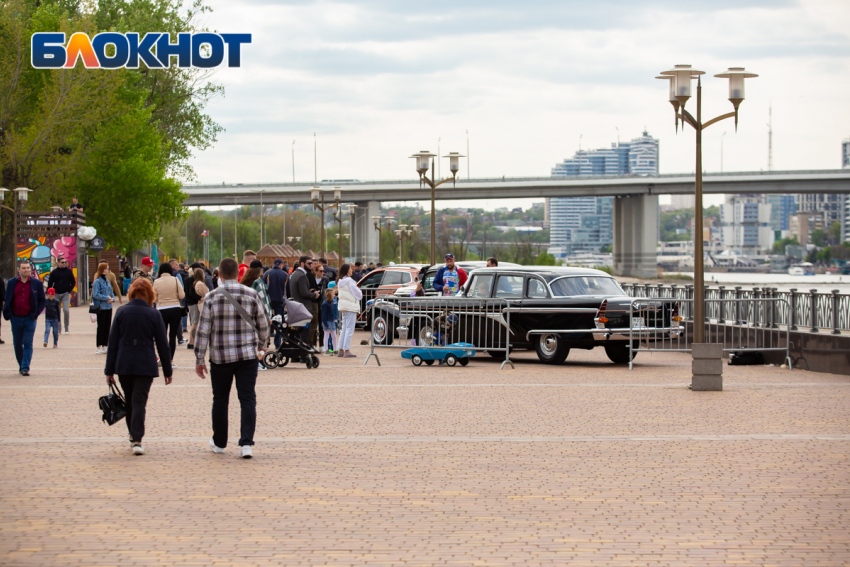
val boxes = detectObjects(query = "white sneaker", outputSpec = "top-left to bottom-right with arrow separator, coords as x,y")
132,444 -> 145,455
240,445 -> 253,459
209,438 -> 224,454
95,348 -> 104,354
65,330 -> 70,334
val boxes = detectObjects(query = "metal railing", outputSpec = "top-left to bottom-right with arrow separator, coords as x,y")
363,296 -> 514,369
621,283 -> 849,334
627,297 -> 793,370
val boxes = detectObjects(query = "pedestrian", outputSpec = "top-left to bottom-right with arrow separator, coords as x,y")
486,257 -> 498,267
3,262 -> 46,375
104,278 -> 173,455
186,267 -> 209,348
242,260 -> 272,319
152,262 -> 185,367
68,196 -> 84,213
352,262 -> 364,282
288,256 -> 319,358
194,258 -> 270,459
132,257 -> 156,285
319,258 -> 337,281
48,257 -> 75,334
92,262 -> 115,355
0,274 -> 5,344
105,267 -> 124,305
211,268 -> 220,289
376,262 -> 383,269
309,261 -> 326,347
433,253 -> 468,296
335,263 -> 362,358
43,288 -> 61,348
321,284 -> 339,355
262,259 -> 289,349
169,259 -> 188,344
364,262 -> 375,274
238,250 -> 256,282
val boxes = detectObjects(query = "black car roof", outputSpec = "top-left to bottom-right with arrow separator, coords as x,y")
464,266 -> 613,280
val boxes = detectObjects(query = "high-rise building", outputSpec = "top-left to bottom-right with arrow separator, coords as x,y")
765,194 -> 795,233
843,138 -> 850,169
548,131 -> 657,257
720,195 -> 773,251
551,131 -> 659,177
670,194 -> 695,210
796,193 -> 843,237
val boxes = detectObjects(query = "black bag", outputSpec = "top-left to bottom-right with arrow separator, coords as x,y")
175,278 -> 189,317
99,383 -> 127,425
89,303 -> 100,314
729,351 -> 764,366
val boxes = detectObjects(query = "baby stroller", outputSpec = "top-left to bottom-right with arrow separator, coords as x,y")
262,300 -> 322,369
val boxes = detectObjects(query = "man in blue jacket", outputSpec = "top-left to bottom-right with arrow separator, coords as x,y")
3,261 -> 46,376
262,259 -> 289,348
432,253 -> 468,296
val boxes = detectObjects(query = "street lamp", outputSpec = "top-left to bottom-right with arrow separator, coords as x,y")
657,64 -> 758,347
332,203 -> 351,267
409,150 -> 465,265
249,189 -> 267,248
287,236 -> 301,258
395,224 -> 417,263
312,186 -> 341,257
372,215 -> 394,264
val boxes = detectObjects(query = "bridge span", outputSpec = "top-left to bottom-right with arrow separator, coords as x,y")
182,169 -> 849,279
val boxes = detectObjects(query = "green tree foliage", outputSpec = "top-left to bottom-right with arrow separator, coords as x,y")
772,236 -> 799,254
829,221 -> 841,245
810,229 -> 826,247
534,251 -> 557,265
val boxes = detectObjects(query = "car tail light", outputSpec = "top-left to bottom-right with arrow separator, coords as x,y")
672,302 -> 683,322
596,299 -> 608,323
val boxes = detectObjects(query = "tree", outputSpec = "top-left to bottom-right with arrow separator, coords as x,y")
830,221 -> 841,245
772,236 -> 799,254
534,251 -> 557,265
810,229 -> 826,247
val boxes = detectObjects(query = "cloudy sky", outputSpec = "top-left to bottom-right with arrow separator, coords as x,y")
189,0 -> 850,207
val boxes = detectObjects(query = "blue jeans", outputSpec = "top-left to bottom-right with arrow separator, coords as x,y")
44,318 -> 60,345
11,315 -> 37,372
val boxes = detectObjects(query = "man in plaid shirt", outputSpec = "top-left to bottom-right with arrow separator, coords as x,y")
194,258 -> 270,458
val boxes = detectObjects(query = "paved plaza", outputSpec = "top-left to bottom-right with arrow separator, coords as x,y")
1,306 -> 849,566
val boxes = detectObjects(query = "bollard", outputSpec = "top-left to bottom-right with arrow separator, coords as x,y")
832,290 -> 841,335
810,289 -> 819,333
789,288 -> 798,331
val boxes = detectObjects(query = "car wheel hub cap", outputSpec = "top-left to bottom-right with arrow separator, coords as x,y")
540,334 -> 558,356
374,319 -> 386,341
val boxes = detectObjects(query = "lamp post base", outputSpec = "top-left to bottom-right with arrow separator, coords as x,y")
691,343 -> 723,391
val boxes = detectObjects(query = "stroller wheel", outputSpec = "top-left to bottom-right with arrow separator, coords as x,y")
279,357 -> 289,367
311,355 -> 320,368
304,357 -> 312,369
262,352 -> 279,369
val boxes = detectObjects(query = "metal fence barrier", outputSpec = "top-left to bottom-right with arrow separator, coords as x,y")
621,283 -> 849,334
363,296 -> 515,369
627,297 -> 793,370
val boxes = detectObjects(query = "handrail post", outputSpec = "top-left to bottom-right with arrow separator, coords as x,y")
670,283 -> 678,300
734,286 -> 742,325
704,285 -> 710,322
752,287 -> 760,328
644,283 -> 651,298
770,288 -> 778,329
809,289 -> 819,333
686,284 -> 694,322
788,288 -> 798,331
832,290 -> 841,335
657,283 -> 664,299
718,286 -> 726,324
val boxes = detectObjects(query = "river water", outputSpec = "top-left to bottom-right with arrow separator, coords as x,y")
672,272 -> 850,294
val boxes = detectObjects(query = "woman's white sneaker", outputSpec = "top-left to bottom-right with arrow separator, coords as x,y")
132,444 -> 145,455
240,445 -> 253,459
209,438 -> 224,454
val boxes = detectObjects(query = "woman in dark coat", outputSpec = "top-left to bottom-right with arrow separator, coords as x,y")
104,278 -> 173,456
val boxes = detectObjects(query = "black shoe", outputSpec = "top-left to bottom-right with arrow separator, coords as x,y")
0,338 -> 5,344
21,370 -> 29,376
187,343 -> 194,349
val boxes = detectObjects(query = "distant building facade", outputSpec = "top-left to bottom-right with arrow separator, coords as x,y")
670,194 -> 695,210
765,194 -> 795,233
548,131 -> 658,257
843,138 -> 850,169
720,195 -> 773,251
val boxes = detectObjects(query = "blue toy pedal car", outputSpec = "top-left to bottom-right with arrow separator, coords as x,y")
401,343 -> 476,367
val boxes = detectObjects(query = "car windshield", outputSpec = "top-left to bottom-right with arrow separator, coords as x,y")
550,276 -> 623,297
422,271 -> 436,290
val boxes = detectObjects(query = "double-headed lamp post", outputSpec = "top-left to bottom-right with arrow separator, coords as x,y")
409,151 -> 465,265
332,204 -> 352,266
656,64 -> 758,344
394,224 -> 418,263
1,188 -> 31,253
372,215 -> 394,265
311,186 -> 341,257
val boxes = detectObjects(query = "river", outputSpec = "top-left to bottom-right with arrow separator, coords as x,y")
671,272 -> 850,294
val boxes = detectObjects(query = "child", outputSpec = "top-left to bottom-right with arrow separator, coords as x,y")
321,284 -> 339,355
43,288 -> 61,348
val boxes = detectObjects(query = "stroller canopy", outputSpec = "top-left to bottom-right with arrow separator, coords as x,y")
285,299 -> 313,327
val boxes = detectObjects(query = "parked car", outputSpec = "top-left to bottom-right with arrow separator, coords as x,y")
393,261 -> 520,298
356,266 -> 423,328
370,266 -> 681,365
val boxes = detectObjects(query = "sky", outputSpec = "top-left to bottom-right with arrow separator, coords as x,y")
188,0 -> 850,209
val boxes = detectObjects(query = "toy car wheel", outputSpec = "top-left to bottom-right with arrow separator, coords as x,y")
459,357 -> 469,366
412,354 -> 423,366
445,354 -> 458,367
262,352 -> 279,369
279,356 -> 289,367
311,355 -> 320,368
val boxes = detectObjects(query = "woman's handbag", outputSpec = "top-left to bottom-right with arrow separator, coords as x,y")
89,302 -> 99,323
175,278 -> 189,317
98,383 -> 127,426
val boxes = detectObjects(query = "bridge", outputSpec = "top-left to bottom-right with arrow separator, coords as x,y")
182,169 -> 850,278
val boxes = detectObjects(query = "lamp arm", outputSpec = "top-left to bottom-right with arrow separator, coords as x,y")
678,110 -> 699,130
0,204 -> 14,213
433,177 -> 456,188
701,111 -> 737,130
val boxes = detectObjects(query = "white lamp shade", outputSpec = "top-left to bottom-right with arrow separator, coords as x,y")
14,187 -> 31,201
410,151 -> 436,174
714,67 -> 758,101
333,188 -> 341,201
310,189 -> 320,201
656,76 -> 676,102
443,152 -> 465,174
660,65 -> 704,100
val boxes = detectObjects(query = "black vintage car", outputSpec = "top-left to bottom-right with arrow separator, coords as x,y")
369,266 -> 681,365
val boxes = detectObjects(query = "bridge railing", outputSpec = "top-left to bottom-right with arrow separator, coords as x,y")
620,283 -> 849,333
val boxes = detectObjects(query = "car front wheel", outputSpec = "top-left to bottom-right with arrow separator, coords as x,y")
534,334 -> 570,365
604,342 -> 636,364
372,314 -> 395,345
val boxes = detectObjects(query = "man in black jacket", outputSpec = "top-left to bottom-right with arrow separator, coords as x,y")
48,257 -> 76,333
262,259 -> 289,348
288,256 -> 319,352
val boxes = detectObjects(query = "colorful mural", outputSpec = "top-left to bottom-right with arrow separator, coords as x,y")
17,236 -> 79,306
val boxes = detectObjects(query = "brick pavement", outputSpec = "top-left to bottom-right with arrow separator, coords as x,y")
1,306 -> 849,566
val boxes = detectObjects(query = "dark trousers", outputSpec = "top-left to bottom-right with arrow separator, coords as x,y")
210,358 -> 258,448
159,308 -> 182,360
308,302 -> 320,347
96,309 -> 112,346
118,375 -> 154,443
270,301 -> 284,348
